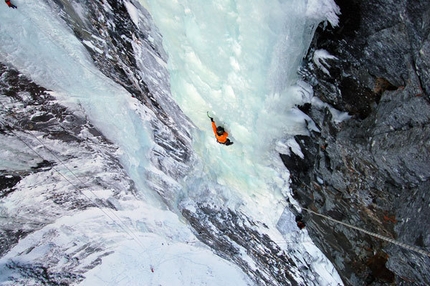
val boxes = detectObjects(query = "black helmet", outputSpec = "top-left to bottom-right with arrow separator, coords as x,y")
216,126 -> 225,135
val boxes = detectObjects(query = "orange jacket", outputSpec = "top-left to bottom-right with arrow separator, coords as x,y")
212,121 -> 228,144
5,0 -> 16,8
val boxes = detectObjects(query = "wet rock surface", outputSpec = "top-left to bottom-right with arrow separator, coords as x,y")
285,0 -> 430,284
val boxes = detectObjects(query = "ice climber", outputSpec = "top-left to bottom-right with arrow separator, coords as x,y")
5,0 -> 17,8
208,113 -> 233,146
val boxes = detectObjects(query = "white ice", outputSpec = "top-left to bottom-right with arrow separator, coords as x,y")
0,0 -> 343,285
142,0 -> 342,284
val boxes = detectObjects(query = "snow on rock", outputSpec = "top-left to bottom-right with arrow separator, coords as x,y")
0,64 -> 252,286
305,0 -> 341,27
0,206 -> 253,286
313,49 -> 338,76
124,1 -> 140,28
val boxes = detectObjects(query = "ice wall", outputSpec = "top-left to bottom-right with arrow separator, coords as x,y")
140,0 -> 327,224
139,1 -> 343,283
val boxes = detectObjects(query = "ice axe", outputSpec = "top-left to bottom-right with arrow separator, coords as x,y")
207,111 -> 213,121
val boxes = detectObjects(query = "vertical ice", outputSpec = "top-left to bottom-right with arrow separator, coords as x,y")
140,0 -> 322,222
141,0 -> 343,283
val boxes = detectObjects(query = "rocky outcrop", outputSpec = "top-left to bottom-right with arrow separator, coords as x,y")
182,204 -> 302,286
283,0 -> 430,284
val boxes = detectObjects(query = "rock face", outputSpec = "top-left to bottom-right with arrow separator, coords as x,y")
182,204 -> 303,286
282,0 -> 430,284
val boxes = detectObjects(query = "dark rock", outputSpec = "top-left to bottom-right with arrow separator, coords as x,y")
286,0 -> 430,284
30,160 -> 54,171
0,174 -> 21,198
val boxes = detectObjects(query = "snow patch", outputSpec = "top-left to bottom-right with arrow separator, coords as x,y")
124,1 -> 140,28
313,49 -> 338,76
306,0 -> 341,27
312,97 -> 351,124
82,40 -> 104,54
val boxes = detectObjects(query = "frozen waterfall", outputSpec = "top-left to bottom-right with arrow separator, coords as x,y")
141,0 -> 335,246
0,0 -> 342,285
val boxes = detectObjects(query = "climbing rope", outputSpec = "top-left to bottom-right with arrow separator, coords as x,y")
302,207 -> 430,258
